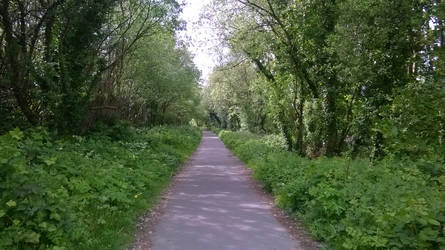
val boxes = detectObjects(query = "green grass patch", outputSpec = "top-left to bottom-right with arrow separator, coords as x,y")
219,130 -> 445,249
0,126 -> 201,249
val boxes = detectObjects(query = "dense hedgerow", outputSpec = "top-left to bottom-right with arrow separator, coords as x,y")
0,126 -> 201,249
219,130 -> 445,249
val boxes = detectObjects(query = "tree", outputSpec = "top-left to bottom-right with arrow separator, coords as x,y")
205,0 -> 443,159
119,31 -> 201,126
0,0 -> 201,133
203,60 -> 271,132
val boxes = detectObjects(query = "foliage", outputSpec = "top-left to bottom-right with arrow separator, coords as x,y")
0,0 -> 203,134
202,61 -> 271,132
219,130 -> 445,249
119,31 -> 202,126
0,126 -> 201,249
205,0 -> 444,160
378,81 -> 445,162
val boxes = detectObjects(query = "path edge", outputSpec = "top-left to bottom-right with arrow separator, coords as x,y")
128,131 -> 204,250
216,131 -> 322,250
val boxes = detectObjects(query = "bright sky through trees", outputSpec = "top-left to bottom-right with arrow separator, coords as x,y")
178,0 -> 219,84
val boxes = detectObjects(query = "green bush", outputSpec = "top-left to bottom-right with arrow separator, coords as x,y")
0,126 -> 201,249
219,130 -> 445,250
260,134 -> 288,151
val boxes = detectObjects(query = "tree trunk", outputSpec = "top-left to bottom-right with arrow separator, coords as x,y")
5,43 -> 38,125
278,110 -> 293,151
296,87 -> 305,156
1,1 -> 38,125
325,82 -> 338,156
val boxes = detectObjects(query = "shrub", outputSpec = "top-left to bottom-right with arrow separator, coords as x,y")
219,130 -> 445,249
261,134 -> 288,151
0,126 -> 201,249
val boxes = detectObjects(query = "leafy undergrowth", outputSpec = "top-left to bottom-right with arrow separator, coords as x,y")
219,130 -> 445,249
0,126 -> 201,249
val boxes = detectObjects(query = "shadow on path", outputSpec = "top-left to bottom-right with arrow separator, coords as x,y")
150,131 -> 307,250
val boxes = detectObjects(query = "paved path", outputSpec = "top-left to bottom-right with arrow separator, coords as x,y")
150,131 -> 298,250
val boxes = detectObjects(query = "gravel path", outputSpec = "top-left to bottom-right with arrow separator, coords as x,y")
149,131 -> 316,250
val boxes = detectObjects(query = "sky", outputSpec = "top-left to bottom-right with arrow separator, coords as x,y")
177,0 -> 219,84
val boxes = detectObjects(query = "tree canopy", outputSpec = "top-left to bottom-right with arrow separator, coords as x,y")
203,0 -> 444,161
0,0 -> 202,134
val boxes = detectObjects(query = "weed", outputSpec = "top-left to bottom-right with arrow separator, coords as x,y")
219,130 -> 445,249
0,126 -> 201,249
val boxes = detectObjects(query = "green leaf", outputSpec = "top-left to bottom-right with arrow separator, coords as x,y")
9,128 -> 24,140
50,212 -> 61,221
428,218 -> 440,226
52,247 -> 66,250
20,231 -> 40,244
419,227 -> 438,241
437,176 -> 445,185
44,156 -> 57,166
391,127 -> 399,137
6,200 -> 16,207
